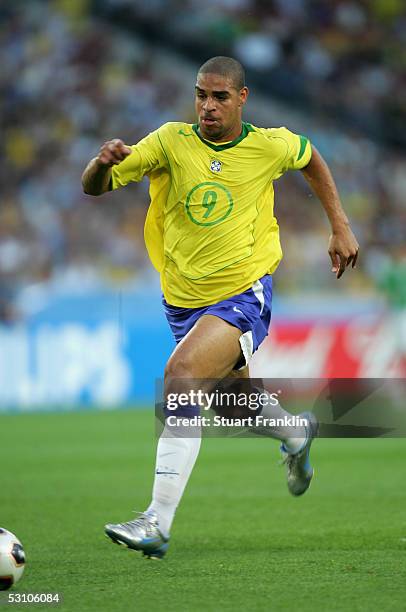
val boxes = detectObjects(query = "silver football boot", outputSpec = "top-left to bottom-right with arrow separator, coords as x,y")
280,411 -> 319,496
105,511 -> 169,559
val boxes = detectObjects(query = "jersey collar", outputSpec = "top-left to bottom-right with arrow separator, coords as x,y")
192,121 -> 254,152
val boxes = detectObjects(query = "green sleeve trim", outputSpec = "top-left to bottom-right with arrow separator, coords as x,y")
297,135 -> 309,161
157,132 -> 170,166
157,131 -> 173,179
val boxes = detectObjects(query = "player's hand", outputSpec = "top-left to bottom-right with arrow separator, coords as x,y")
328,225 -> 359,279
96,139 -> 132,167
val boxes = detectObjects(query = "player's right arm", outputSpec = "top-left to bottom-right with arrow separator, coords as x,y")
81,139 -> 132,196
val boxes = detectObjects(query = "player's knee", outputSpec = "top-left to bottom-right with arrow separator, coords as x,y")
164,354 -> 196,380
164,358 -> 197,394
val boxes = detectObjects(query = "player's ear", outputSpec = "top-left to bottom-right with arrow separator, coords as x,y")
239,86 -> 249,106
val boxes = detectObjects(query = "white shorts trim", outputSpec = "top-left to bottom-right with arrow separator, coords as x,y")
251,279 -> 265,314
238,330 -> 254,369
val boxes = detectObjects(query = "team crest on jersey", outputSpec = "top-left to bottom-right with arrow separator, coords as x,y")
210,160 -> 222,173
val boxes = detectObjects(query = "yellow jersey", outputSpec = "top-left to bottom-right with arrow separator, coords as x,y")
111,121 -> 312,307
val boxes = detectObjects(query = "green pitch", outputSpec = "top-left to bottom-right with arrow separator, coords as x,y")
1,409 -> 406,611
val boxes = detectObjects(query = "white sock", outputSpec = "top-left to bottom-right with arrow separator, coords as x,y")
253,393 -> 307,454
147,424 -> 201,537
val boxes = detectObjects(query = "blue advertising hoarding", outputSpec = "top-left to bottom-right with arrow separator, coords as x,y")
0,288 -> 174,411
0,286 -> 382,412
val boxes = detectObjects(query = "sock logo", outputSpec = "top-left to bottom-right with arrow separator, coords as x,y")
155,470 -> 180,476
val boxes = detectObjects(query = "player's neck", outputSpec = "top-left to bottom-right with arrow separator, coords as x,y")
199,121 -> 243,144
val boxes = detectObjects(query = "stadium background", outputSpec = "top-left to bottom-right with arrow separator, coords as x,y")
1,2 -> 406,610
1,0 -> 405,410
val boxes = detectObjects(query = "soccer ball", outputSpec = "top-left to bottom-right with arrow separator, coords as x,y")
0,529 -> 25,590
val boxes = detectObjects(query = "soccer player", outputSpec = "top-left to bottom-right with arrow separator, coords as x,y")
82,56 -> 359,559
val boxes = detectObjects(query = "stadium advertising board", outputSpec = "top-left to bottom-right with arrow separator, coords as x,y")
0,314 -> 403,410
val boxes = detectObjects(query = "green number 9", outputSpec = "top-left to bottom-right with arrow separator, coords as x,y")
202,190 -> 217,218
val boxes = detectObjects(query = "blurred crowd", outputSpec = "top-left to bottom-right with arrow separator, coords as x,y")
101,0 -> 406,149
0,0 -> 186,320
0,0 -> 405,322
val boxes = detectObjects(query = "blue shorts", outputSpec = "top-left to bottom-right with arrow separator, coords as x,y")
162,274 -> 273,369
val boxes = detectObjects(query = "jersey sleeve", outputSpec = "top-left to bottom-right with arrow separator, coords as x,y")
111,127 -> 168,190
267,127 -> 312,177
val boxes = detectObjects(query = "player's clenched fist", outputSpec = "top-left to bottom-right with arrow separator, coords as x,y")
96,139 -> 132,167
81,139 -> 132,194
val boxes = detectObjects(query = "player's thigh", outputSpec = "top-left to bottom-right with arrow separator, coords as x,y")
165,314 -> 243,388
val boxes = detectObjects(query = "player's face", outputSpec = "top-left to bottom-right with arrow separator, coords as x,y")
195,73 -> 248,142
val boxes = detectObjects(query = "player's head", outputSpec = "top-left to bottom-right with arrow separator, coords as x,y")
195,56 -> 249,141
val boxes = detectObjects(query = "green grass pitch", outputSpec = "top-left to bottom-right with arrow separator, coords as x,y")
1,409 -> 406,611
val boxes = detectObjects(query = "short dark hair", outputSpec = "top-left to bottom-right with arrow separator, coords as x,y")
197,56 -> 245,90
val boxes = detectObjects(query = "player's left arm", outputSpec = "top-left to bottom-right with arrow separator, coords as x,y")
300,145 -> 359,279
